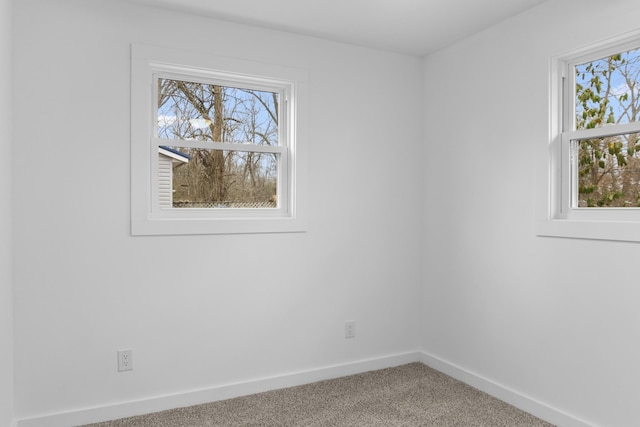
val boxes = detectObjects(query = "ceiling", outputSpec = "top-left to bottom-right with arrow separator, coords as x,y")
129,0 -> 546,56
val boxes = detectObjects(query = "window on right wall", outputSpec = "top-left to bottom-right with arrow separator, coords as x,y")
538,32 -> 640,242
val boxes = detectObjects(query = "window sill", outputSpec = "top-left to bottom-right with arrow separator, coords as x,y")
131,216 -> 307,236
536,218 -> 640,243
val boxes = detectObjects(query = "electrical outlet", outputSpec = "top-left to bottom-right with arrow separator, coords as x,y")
117,349 -> 133,372
345,321 -> 356,339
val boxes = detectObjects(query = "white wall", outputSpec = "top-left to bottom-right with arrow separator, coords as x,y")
19,1 -> 640,426
0,0 -> 14,425
422,1 -> 640,426
12,0 -> 423,423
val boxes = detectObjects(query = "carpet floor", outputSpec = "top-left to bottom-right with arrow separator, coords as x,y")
82,362 -> 555,426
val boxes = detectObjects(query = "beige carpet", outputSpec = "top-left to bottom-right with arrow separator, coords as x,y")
83,363 -> 555,426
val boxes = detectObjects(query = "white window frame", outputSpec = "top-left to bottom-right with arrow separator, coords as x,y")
131,44 -> 307,236
537,30 -> 640,242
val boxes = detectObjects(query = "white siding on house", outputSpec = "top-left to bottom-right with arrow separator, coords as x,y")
158,154 -> 172,208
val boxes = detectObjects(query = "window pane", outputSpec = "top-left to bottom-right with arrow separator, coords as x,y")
163,148 -> 278,209
157,78 -> 279,146
574,132 -> 640,207
575,46 -> 640,130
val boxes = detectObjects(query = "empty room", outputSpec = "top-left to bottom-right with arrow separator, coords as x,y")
2,0 -> 640,426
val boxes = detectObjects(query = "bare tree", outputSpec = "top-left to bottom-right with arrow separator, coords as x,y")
158,78 -> 279,207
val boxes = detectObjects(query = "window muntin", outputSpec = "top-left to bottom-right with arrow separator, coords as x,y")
154,76 -> 283,211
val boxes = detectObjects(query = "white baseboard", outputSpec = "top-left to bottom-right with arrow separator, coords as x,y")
17,351 -> 598,427
418,351 -> 596,427
17,352 -> 421,427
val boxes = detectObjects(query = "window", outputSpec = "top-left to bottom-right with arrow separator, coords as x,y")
538,31 -> 640,242
131,44 -> 307,235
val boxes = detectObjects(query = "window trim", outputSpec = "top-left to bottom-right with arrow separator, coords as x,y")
131,44 -> 307,236
537,29 -> 640,242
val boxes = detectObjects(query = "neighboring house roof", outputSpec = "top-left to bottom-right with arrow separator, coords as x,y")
159,146 -> 190,163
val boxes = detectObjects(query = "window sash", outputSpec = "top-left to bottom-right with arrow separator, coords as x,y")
150,69 -> 291,217
153,73 -> 287,146
557,46 -> 640,219
150,138 -> 289,216
562,37 -> 640,131
560,122 -> 640,218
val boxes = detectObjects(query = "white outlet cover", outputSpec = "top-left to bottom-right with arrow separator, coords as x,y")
117,349 -> 133,372
345,321 -> 356,339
